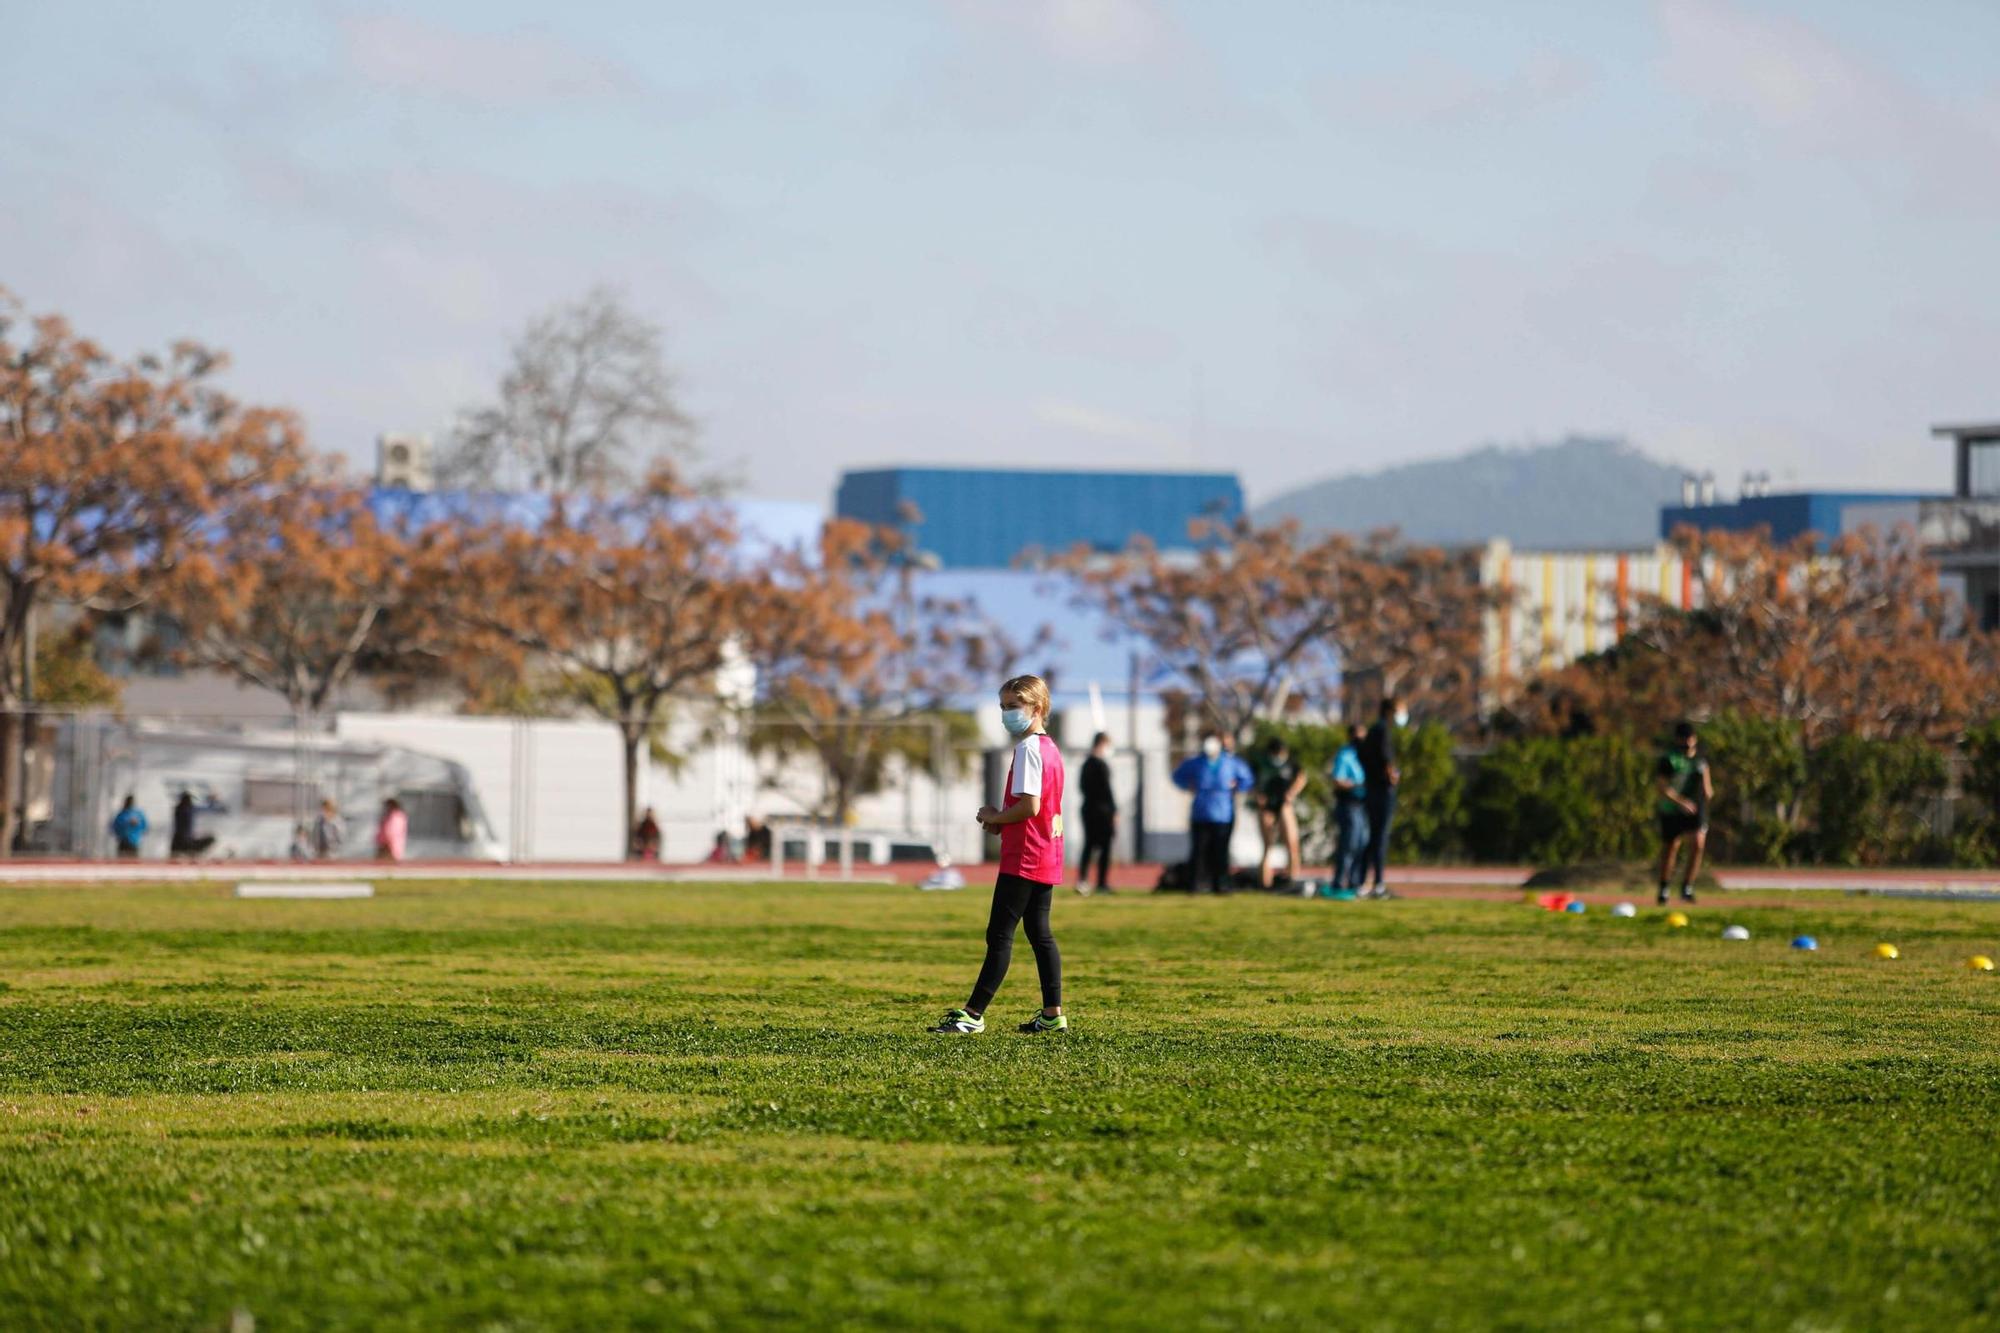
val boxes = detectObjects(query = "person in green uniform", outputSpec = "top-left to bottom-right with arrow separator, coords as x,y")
1255,737 -> 1307,889
1656,720 -> 1713,906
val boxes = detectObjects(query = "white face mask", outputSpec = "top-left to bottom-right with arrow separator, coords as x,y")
1201,738 -> 1222,760
1394,709 -> 1410,728
1001,707 -> 1034,737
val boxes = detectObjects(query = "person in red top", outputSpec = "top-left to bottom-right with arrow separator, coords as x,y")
931,674 -> 1069,1035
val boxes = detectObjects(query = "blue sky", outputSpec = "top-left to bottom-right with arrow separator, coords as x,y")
5,0 -> 1998,506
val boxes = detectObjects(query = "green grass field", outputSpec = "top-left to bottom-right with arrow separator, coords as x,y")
3,881 -> 1998,1331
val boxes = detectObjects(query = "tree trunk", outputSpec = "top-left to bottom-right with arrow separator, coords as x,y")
833,764 -> 852,830
621,722 -> 643,861
0,581 -> 30,859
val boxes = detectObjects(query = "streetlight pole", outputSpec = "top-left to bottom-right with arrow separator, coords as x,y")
14,602 -> 34,852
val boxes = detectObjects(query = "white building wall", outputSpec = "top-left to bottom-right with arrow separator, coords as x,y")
336,712 -> 756,863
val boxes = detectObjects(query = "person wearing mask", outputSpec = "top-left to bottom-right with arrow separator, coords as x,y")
374,797 -> 408,863
169,791 -> 215,859
1075,732 -> 1117,895
313,799 -> 344,861
1255,738 -> 1307,889
1173,731 -> 1253,895
1358,698 -> 1408,900
1330,723 -> 1370,892
109,795 -> 148,859
930,674 -> 1069,1035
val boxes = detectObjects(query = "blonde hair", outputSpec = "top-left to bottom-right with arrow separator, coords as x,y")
1000,674 -> 1051,720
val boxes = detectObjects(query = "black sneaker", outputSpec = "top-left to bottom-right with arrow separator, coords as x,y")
1018,1012 -> 1068,1034
1679,886 -> 1697,905
929,1008 -> 984,1034
1656,887 -> 1670,906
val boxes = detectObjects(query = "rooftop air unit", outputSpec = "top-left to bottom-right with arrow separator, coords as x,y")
376,433 -> 435,492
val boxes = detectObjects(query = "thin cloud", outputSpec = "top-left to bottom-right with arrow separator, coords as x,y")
1034,398 -> 1183,449
1320,50 -> 1595,128
338,13 -> 642,104
1657,0 -> 2000,211
944,0 -> 1185,69
899,0 -> 1267,136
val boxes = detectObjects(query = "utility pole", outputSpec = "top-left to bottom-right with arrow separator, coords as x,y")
14,602 -> 34,852
1128,647 -> 1144,866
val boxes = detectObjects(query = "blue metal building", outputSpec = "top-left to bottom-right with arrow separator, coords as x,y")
1659,490 -> 1943,546
835,467 -> 1243,569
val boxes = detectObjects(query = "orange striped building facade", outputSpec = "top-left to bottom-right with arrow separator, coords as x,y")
1478,539 -> 1699,696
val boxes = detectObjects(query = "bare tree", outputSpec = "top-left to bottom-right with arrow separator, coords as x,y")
441,287 -> 692,496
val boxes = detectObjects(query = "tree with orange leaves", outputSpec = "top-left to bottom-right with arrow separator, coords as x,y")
0,288 -> 304,853
1323,538 -> 1495,733
1525,527 -> 1992,745
159,476 -> 447,716
1060,521 -> 1492,740
1058,521 -> 1344,740
444,466 -> 763,855
752,518 -> 1027,825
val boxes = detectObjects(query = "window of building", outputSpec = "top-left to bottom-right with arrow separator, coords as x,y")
1968,439 -> 2000,496
244,776 -> 319,816
397,789 -> 466,841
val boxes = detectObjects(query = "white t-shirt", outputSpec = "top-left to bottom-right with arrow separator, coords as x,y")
1009,735 -> 1045,797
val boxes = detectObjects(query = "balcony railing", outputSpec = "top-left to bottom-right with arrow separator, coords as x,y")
1917,499 -> 2000,562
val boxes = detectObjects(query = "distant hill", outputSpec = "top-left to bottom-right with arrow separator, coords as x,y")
1252,437 -> 1686,549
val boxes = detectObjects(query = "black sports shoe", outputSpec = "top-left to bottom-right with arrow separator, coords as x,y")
1656,886 -> 1670,906
1679,885 -> 1697,904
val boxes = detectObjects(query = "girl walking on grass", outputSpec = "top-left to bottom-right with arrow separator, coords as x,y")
932,674 -> 1068,1035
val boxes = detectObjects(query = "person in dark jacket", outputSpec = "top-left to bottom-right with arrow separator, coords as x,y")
1358,697 -> 1407,899
1075,732 -> 1116,895
169,791 -> 215,859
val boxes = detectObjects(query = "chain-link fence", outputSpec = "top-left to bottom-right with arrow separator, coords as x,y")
3,705 -> 1315,877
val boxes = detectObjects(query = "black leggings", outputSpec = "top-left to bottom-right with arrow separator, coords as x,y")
967,873 -> 1062,1014
1079,811 -> 1113,888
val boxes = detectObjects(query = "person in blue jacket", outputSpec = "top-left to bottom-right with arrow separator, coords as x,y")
1330,724 -> 1370,890
109,795 -> 148,858
1172,731 -> 1254,894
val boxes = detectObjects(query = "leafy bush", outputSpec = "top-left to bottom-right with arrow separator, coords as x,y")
1247,719 -> 1463,864
1698,713 -> 1806,865
1464,734 -> 1653,865
1246,720 -> 1993,869
1930,719 -> 2000,867
1804,734 -> 1947,866
1388,721 -> 1465,860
